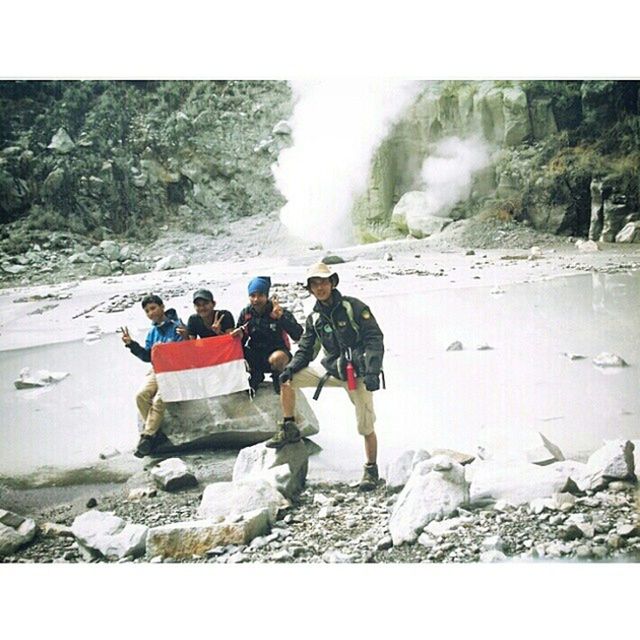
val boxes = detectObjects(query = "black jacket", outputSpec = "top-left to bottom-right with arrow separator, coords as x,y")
289,289 -> 384,379
237,301 -> 303,354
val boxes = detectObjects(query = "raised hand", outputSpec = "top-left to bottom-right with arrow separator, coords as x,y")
270,295 -> 283,319
120,326 -> 133,346
211,311 -> 223,334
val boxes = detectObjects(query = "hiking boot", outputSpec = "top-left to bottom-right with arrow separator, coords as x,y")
134,433 -> 156,458
359,463 -> 379,492
265,420 -> 301,449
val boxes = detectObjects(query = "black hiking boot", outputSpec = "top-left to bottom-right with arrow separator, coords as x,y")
134,433 -> 156,458
359,463 -> 379,492
265,420 -> 301,449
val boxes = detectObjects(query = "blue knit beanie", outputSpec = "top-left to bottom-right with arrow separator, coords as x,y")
248,276 -> 271,296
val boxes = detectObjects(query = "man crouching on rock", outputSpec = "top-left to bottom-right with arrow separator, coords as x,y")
121,294 -> 184,457
267,263 -> 385,491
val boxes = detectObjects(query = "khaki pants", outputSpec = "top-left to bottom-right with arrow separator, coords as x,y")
291,365 -> 376,436
136,370 -> 165,436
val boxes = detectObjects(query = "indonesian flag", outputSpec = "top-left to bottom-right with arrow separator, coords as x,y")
152,334 -> 249,402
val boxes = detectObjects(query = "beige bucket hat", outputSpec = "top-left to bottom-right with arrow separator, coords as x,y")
305,262 -> 339,288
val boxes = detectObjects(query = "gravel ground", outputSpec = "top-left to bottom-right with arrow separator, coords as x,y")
3,477 -> 639,564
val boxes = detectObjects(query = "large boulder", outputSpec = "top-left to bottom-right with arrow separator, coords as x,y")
0,510 -> 37,557
232,441 -> 310,501
466,459 -> 583,506
385,449 -> 431,493
71,510 -> 148,560
391,191 -> 453,238
154,254 -> 188,271
601,195 -> 629,242
156,388 -> 319,452
580,440 -> 635,491
502,87 -> 531,146
615,221 -> 640,243
146,508 -> 270,560
388,455 -> 470,546
197,478 -> 288,524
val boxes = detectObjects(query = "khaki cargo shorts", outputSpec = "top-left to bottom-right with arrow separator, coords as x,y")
291,364 -> 376,436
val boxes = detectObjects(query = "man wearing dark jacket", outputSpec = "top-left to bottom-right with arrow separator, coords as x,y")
178,288 -> 235,339
269,263 -> 385,491
233,276 -> 303,393
121,294 -> 184,457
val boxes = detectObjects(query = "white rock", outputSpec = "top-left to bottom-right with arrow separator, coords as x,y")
388,456 -> 470,546
467,459 -> 583,506
0,510 -> 38,557
581,440 -> 635,489
155,254 -> 188,271
423,516 -> 464,538
47,127 -> 75,154
417,533 -> 436,549
99,240 -> 120,261
233,440 -> 309,501
592,352 -> 629,368
197,479 -> 288,525
71,510 -> 148,560
480,549 -> 507,562
446,341 -> 463,351
322,550 -> 353,563
150,458 -> 197,491
14,367 -> 70,389
391,191 -> 453,238
272,120 -> 292,135
481,535 -> 505,552
615,221 -> 640,243
146,508 -> 270,560
576,239 -> 599,252
385,449 -> 431,493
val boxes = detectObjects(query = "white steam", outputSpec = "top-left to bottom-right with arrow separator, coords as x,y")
418,136 -> 491,218
273,80 -> 425,247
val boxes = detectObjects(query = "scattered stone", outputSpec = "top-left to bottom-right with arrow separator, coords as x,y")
481,535 -> 505,552
389,456 -> 470,545
575,545 -> 593,559
322,550 -> 353,563
562,352 -> 587,361
71,510 -> 148,560
582,440 -> 635,489
40,522 -> 73,538
0,510 -> 38,557
86,498 -> 98,509
272,120 -> 291,135
592,352 -> 629,368
479,549 -> 507,562
127,487 -> 157,501
431,449 -> 475,466
375,536 -> 393,551
465,250 -> 476,256
322,255 -> 345,265
233,440 -> 309,501
615,221 -> 640,243
560,524 -> 584,542
576,239 -> 599,252
147,508 -> 270,560
14,367 -> 70,389
150,458 -> 198,492
616,523 -> 640,538
383,252 -> 393,261
155,254 -> 188,271
446,341 -> 463,351
197,479 -> 288,525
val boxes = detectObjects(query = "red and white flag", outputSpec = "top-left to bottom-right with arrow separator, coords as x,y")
152,334 -> 249,402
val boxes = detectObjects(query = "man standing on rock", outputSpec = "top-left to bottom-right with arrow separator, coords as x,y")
232,276 -> 303,394
178,289 -> 235,339
121,294 -> 184,457
268,263 -> 385,491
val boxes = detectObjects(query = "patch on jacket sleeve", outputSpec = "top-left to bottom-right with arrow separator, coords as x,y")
361,309 -> 371,320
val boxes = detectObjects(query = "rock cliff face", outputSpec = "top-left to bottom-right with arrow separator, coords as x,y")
352,80 -> 640,242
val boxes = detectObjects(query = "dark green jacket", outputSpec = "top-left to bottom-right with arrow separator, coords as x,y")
290,289 -> 384,379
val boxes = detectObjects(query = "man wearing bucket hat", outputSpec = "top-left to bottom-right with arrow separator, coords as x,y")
268,262 -> 385,491
233,276 -> 304,394
178,289 -> 235,339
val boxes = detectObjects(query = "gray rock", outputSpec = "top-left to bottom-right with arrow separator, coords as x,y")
388,456 -> 470,545
123,262 -> 149,275
158,388 -> 319,451
582,440 -> 635,489
42,168 -> 65,196
68,252 -> 92,264
431,448 -> 475,465
526,433 -> 565,466
479,549 -> 507,562
197,478 -> 288,525
417,533 -> 436,549
14,367 -> 70,389
90,262 -> 112,277
467,459 -> 583,505
155,254 -> 188,271
272,120 -> 292,136
615,221 -> 640,243
0,510 -> 38,557
575,545 -> 593,559
2,264 -> 28,275
322,550 -> 353,563
99,240 -> 120,261
232,440 -> 310,501
592,352 -> 629,368
47,127 -> 75,154
150,458 -> 198,492
481,535 -> 505,552
385,449 -> 431,493
146,509 -> 270,560
576,239 -> 599,253
560,525 -> 584,542
446,341 -> 463,351
616,523 -> 640,538
71,510 -> 148,560
375,535 -> 393,551
322,255 -> 345,265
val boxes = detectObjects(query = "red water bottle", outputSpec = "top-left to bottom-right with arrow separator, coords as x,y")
345,349 -> 357,391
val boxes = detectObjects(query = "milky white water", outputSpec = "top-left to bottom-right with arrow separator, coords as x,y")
0,271 -> 638,484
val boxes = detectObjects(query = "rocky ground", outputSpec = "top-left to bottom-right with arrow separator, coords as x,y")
3,472 -> 640,564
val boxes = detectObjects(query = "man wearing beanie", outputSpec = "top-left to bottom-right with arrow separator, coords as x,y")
268,262 -> 385,491
233,276 -> 303,393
